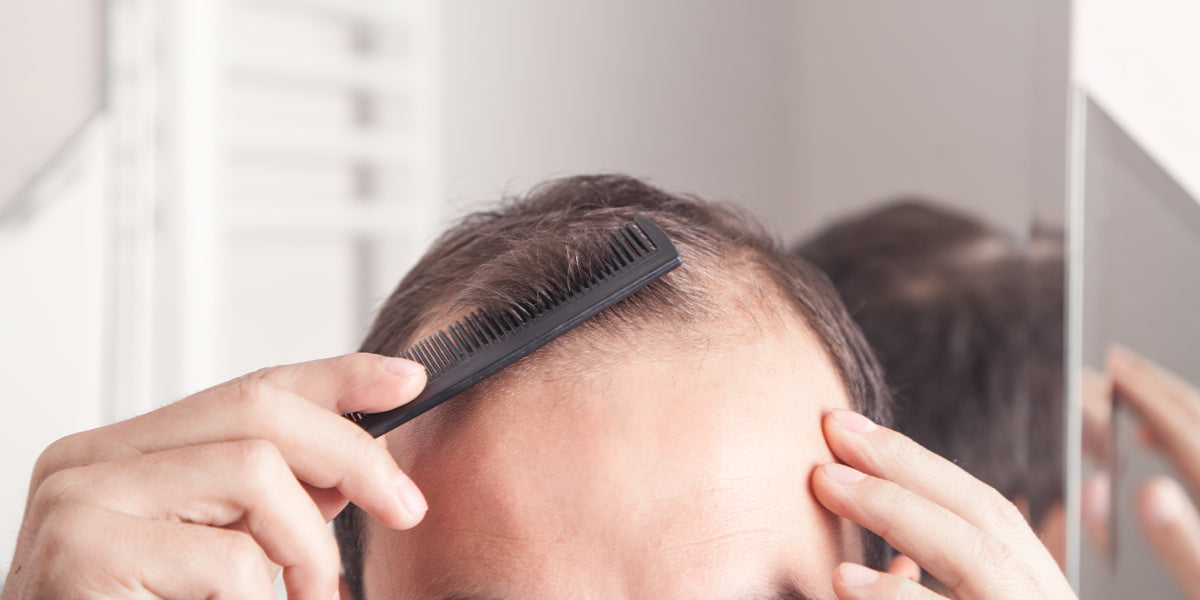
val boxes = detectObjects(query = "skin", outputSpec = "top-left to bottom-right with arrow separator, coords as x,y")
1080,346 -> 1200,599
366,316 -> 859,599
1,312 -> 1077,600
1,353 -> 430,600
362,311 -> 1077,600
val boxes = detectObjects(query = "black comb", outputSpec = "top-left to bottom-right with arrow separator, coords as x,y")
346,216 -> 682,437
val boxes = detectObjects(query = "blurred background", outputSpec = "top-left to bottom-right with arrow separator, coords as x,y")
1,0 -> 1199,596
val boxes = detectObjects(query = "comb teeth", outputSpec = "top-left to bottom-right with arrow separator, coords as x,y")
347,217 -> 680,437
398,221 -> 659,379
399,307 -> 513,378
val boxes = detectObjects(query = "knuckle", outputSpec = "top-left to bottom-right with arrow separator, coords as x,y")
219,529 -> 269,577
971,535 -> 1019,575
323,429 -> 394,495
944,536 -> 1021,598
360,433 -> 400,485
871,482 -> 915,538
989,493 -> 1028,527
229,438 -> 287,479
29,467 -> 88,518
231,372 -> 270,410
226,374 -> 288,422
347,352 -> 377,374
31,434 -> 87,490
961,537 -> 1040,598
354,428 -> 388,465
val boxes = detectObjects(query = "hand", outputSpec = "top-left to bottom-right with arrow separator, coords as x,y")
1107,346 -> 1200,599
1,353 -> 428,600
812,409 -> 1077,599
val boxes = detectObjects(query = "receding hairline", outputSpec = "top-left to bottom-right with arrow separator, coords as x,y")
391,249 -> 845,436
400,261 -> 845,425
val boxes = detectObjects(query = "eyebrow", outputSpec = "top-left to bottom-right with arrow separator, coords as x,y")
440,583 -> 820,600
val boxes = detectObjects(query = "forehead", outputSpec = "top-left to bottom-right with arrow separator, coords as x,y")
365,318 -> 856,599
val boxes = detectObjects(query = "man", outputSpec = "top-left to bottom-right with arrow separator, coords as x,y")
3,176 -> 1073,599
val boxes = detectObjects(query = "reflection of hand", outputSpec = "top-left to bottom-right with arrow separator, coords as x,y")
1081,366 -> 1113,463
813,409 -> 1077,599
0,353 -> 428,600
1107,346 -> 1200,598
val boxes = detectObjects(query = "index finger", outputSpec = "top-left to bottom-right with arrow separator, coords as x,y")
812,464 -> 1041,599
1108,345 -> 1200,491
38,354 -> 424,471
32,353 -> 429,526
218,352 -> 427,413
822,410 -> 1062,583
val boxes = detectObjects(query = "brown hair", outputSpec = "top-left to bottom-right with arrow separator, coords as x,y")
336,175 -> 892,598
795,201 -> 1065,527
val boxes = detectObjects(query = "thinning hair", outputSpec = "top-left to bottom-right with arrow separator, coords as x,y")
336,175 -> 892,599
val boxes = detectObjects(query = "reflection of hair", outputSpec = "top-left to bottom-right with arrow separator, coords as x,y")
795,201 -> 1065,527
335,175 -> 893,598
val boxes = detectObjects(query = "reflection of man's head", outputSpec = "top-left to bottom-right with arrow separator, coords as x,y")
335,175 -> 892,599
795,201 -> 1066,536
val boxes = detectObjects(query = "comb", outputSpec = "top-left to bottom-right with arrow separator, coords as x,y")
346,216 -> 682,437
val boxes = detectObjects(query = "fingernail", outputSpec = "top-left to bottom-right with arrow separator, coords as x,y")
396,474 -> 428,518
839,562 -> 880,587
384,357 -> 425,377
833,409 -> 877,433
825,463 -> 866,484
1146,479 -> 1186,528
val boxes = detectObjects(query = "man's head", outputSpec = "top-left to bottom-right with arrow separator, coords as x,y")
336,175 -> 891,599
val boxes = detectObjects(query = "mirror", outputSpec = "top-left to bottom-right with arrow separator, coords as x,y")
1074,95 -> 1200,599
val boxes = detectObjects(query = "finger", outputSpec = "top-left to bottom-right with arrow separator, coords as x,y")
143,383 -> 425,527
35,359 -> 428,528
1109,345 -> 1200,492
1137,477 -> 1200,598
1081,367 -> 1113,463
35,440 -> 340,600
197,381 -> 425,526
232,352 -> 427,413
813,463 -> 1041,600
1081,472 -> 1111,555
823,410 -> 1050,563
33,352 -> 424,475
886,555 -> 921,583
833,562 -> 941,600
27,503 -> 277,600
1137,422 -> 1166,452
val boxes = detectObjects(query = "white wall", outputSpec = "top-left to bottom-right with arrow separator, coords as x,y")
439,0 -> 795,231
440,0 -> 1069,242
786,1 -> 1070,236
